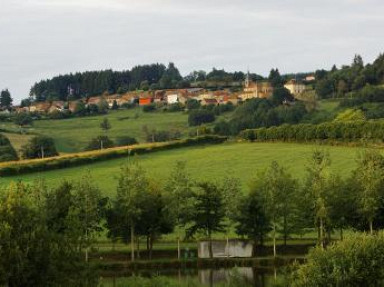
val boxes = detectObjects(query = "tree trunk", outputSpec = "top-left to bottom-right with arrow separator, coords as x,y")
226,236 -> 229,258
130,224 -> 135,262
208,231 -> 213,259
149,234 -> 154,260
85,228 -> 89,263
319,218 -> 324,249
137,237 -> 140,259
283,215 -> 287,246
370,220 -> 373,235
41,146 -> 44,159
340,228 -> 343,241
273,222 -> 277,258
177,227 -> 181,260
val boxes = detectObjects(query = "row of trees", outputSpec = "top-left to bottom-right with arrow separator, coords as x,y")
0,176 -> 104,286
315,53 -> 384,99
240,120 -> 384,142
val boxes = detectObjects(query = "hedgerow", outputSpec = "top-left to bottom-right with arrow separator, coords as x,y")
240,120 -> 384,144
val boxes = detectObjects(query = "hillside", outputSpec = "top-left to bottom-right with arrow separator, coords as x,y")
1,142 -> 364,197
2,108 -> 232,153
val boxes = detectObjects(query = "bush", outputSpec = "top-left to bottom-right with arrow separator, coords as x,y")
292,232 -> 384,286
85,136 -> 115,151
188,109 -> 215,126
115,136 -> 138,147
167,103 -> 183,112
142,104 -> 156,112
20,136 -> 58,159
0,134 -> 18,162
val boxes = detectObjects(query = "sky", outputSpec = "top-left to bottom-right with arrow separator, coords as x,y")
1,0 -> 384,103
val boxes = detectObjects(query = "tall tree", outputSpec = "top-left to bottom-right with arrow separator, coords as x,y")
99,118 -> 111,149
114,162 -> 149,262
303,150 -> 331,248
186,182 -> 226,258
165,161 -> 194,260
354,150 -> 384,234
0,89 -> 12,109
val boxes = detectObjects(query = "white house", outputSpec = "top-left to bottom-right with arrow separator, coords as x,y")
167,94 -> 179,104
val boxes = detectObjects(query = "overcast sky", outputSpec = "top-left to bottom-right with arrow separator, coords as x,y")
1,0 -> 384,102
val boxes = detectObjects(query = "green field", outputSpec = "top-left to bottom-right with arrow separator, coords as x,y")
0,142 -> 365,198
1,108 -> 232,153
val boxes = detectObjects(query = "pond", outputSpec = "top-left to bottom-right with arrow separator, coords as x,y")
98,267 -> 286,287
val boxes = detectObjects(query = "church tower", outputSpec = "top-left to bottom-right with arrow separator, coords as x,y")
245,70 -> 250,88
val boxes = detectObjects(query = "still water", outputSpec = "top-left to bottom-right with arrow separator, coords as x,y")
99,267 -> 284,287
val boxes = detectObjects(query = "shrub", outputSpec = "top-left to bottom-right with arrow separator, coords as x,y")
0,134 -> 18,162
85,136 -> 115,151
167,103 -> 183,112
292,232 -> 384,287
20,136 -> 58,159
188,109 -> 215,126
115,136 -> 138,147
142,104 -> 156,112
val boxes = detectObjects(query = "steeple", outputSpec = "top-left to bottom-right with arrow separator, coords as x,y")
245,70 -> 250,88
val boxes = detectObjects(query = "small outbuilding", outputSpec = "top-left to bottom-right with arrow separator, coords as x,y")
198,239 -> 253,258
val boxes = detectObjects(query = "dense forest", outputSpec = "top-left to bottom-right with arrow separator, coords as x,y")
29,63 -> 262,102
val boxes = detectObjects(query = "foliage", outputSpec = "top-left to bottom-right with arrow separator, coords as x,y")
85,136 -> 114,151
14,112 -> 33,127
292,232 -> 384,287
188,109 -> 215,126
0,134 -> 18,162
240,120 -> 384,143
0,89 -> 12,108
115,136 -> 138,146
334,108 -> 365,121
185,182 -> 226,258
142,104 -> 156,112
20,135 -> 58,159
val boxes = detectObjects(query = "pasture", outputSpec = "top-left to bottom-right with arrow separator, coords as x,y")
0,142 -> 364,198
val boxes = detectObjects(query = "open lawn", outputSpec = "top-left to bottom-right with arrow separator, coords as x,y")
0,132 -> 33,156
0,142 -> 365,197
1,108 -> 232,153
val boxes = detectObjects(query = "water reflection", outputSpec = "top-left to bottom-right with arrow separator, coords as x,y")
100,266 -> 282,287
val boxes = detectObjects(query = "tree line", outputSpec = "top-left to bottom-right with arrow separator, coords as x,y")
241,120 -> 384,143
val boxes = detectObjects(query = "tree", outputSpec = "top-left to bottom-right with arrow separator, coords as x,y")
186,182 -> 226,258
99,118 -> 112,149
71,173 -> 105,262
251,161 -> 298,257
0,134 -> 18,162
268,68 -> 284,88
0,89 -> 12,109
303,150 -> 331,248
14,112 -> 33,130
98,97 -> 109,114
221,176 -> 242,257
20,136 -> 58,159
271,87 -> 294,105
114,162 -> 149,262
74,101 -> 87,116
234,190 -> 271,247
165,161 -> 194,259
111,100 -> 119,110
354,150 -> 384,234
188,110 -> 215,126
85,136 -> 114,151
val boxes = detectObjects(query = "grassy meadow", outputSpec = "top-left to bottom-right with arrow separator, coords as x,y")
0,108 -> 232,153
0,141 -> 364,198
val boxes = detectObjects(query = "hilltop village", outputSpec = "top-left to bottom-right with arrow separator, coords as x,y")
12,75 -> 312,115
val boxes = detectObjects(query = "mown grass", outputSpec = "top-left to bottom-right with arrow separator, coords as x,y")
0,142 -> 365,198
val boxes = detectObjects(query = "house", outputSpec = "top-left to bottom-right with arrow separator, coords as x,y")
239,74 -> 273,100
223,94 -> 241,105
139,97 -> 153,106
201,98 -> 218,106
87,96 -> 101,106
154,90 -> 166,103
284,79 -> 306,96
29,102 -> 51,113
305,75 -> 316,82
